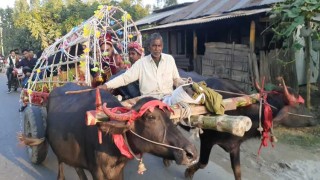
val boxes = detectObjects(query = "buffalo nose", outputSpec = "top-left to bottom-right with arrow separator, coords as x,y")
184,145 -> 197,161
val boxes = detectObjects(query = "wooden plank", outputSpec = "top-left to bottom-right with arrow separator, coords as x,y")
259,51 -> 271,83
202,59 -> 249,72
203,55 -> 249,63
205,49 -> 250,57
204,42 -> 248,49
251,53 -> 260,83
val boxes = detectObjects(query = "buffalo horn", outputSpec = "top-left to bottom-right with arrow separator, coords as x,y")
102,103 -> 132,121
281,78 -> 297,105
96,88 -> 103,112
254,81 -> 261,92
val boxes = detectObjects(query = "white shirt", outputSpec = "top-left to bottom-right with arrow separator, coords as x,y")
6,56 -> 17,68
106,53 -> 181,97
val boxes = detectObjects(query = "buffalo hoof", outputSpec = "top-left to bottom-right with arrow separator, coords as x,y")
163,158 -> 172,167
185,165 -> 198,180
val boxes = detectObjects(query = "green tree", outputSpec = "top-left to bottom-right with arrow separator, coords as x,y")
164,0 -> 177,7
30,0 -> 41,9
269,0 -> 320,109
118,0 -> 150,20
153,0 -> 177,9
10,0 -> 150,50
0,7 -> 40,55
14,0 -> 29,13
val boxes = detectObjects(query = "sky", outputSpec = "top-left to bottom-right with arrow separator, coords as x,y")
0,0 -> 196,9
0,1 -> 15,9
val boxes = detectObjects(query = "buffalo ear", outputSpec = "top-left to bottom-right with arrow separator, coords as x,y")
97,121 -> 131,134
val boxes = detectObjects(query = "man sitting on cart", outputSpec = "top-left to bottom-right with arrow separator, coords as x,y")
109,41 -> 144,100
16,49 -> 37,88
99,32 -> 184,100
17,49 -> 37,112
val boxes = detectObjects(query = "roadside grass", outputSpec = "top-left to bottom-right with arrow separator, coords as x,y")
274,125 -> 320,148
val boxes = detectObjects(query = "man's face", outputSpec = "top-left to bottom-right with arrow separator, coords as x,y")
129,49 -> 141,64
100,43 -> 114,59
149,39 -> 163,58
10,52 -> 16,57
22,51 -> 29,59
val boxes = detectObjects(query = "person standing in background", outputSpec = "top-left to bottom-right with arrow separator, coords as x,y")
5,50 -> 17,93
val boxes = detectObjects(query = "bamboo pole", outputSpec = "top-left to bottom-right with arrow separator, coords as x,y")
250,20 -> 260,83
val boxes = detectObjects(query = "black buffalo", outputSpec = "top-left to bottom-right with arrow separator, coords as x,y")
179,73 -> 317,180
45,83 -> 197,179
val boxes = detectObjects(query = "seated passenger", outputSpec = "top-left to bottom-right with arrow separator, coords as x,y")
16,49 -> 37,88
111,41 -> 144,99
92,33 -> 129,86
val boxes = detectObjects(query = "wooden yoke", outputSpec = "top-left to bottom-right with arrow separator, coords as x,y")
86,93 -> 260,137
120,93 -> 260,119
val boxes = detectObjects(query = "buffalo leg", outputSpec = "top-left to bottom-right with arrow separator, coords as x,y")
185,134 -> 215,179
230,145 -> 241,180
90,168 -> 104,180
75,168 -> 88,180
57,161 -> 65,180
163,158 -> 172,167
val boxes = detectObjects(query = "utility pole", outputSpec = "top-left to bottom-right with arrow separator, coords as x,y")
0,16 -> 3,56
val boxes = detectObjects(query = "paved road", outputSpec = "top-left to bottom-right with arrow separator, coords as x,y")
0,72 -> 234,180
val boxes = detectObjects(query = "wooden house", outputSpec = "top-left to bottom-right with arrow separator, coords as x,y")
137,0 -> 319,91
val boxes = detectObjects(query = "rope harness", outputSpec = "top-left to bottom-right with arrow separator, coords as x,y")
109,100 -> 184,174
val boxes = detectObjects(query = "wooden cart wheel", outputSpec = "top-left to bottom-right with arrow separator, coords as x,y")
24,106 -> 48,164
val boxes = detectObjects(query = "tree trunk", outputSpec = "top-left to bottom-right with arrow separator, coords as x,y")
304,21 -> 311,109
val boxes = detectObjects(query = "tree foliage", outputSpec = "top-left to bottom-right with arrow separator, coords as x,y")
153,0 -> 178,9
164,0 -> 178,7
0,7 -> 41,55
0,0 -> 150,55
117,0 -> 149,20
269,0 -> 320,109
269,0 -> 320,50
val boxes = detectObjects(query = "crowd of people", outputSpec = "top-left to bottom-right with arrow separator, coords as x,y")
3,49 -> 37,93
2,49 -> 38,111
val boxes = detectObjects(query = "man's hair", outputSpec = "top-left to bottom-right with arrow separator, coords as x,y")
148,33 -> 163,47
10,50 -> 15,53
22,49 -> 29,53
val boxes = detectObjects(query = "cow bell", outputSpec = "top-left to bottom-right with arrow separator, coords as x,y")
137,159 -> 147,175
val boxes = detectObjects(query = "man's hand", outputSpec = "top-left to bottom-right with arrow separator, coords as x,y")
98,84 -> 108,91
97,84 -> 114,94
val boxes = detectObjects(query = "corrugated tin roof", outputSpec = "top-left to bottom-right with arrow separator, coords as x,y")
134,8 -> 183,26
227,0 -> 285,12
159,0 -> 282,24
141,8 -> 270,31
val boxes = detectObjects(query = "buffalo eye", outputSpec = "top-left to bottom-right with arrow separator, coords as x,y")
145,114 -> 156,121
